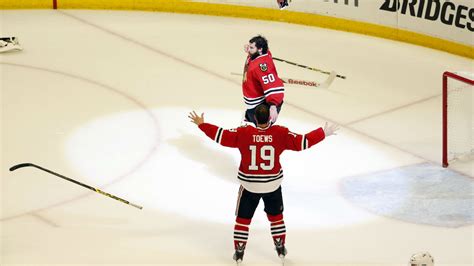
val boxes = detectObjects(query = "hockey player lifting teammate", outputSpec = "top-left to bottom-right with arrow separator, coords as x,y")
189,103 -> 339,264
242,35 -> 284,126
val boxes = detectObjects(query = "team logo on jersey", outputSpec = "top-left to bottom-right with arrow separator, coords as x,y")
259,63 -> 268,72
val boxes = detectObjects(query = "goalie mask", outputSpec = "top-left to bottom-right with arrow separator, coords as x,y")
409,252 -> 434,266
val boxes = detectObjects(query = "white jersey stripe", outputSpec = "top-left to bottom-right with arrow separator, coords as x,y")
265,91 -> 284,98
244,95 -> 265,102
238,173 -> 283,183
238,169 -> 283,177
264,87 -> 285,96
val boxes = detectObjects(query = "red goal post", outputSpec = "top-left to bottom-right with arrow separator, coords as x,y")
442,71 -> 474,168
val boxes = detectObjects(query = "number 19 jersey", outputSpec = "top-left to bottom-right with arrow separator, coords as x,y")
198,123 -> 326,193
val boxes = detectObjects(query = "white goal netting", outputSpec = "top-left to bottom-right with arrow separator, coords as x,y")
446,71 -> 474,163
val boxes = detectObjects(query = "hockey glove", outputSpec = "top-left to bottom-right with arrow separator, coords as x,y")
323,122 -> 340,137
269,105 -> 279,124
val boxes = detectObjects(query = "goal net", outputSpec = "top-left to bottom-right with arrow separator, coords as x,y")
443,71 -> 474,167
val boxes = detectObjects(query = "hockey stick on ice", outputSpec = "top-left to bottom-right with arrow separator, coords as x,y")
9,163 -> 143,210
231,72 -> 336,89
273,57 -> 346,79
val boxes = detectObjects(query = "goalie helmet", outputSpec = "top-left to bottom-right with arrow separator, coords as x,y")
409,252 -> 434,266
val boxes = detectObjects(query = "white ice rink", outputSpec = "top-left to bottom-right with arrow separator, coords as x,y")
1,9 -> 473,266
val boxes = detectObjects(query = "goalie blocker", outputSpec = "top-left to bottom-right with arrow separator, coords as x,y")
0,37 -> 23,53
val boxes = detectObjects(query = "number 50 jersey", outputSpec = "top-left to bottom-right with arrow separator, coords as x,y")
198,123 -> 326,193
242,50 -> 285,109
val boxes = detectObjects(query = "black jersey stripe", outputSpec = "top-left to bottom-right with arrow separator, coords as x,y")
238,169 -> 283,179
215,128 -> 223,144
237,173 -> 283,183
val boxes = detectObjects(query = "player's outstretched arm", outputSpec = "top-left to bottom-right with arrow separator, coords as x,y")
190,111 -> 239,148
323,122 -> 340,137
188,111 -> 204,126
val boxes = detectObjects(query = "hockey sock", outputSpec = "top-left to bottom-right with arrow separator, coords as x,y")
234,217 -> 251,250
267,213 -> 286,245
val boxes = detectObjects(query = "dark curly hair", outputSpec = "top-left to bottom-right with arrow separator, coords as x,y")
249,35 -> 268,54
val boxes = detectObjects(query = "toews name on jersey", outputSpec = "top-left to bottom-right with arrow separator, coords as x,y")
253,135 -> 272,142
199,123 -> 325,193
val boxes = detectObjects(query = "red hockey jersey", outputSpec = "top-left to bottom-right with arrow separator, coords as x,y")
198,123 -> 325,193
242,51 -> 284,109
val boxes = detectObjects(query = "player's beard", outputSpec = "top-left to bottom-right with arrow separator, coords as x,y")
250,51 -> 260,60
